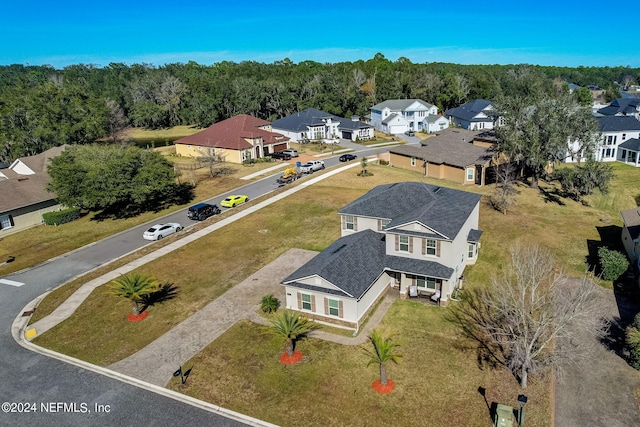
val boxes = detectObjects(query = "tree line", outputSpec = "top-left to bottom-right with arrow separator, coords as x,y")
1,54 -> 638,162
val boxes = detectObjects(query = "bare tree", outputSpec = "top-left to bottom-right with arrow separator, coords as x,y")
450,243 -> 608,388
105,99 -> 131,145
489,161 -> 519,215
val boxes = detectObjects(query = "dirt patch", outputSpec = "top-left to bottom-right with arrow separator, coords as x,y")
554,278 -> 640,427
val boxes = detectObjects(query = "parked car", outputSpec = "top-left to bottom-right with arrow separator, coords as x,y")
282,148 -> 299,157
187,203 -> 221,221
221,194 -> 249,208
404,130 -> 415,136
300,160 -> 325,174
270,151 -> 292,160
339,154 -> 357,162
143,223 -> 183,241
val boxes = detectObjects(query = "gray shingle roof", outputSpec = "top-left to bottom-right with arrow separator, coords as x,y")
619,138 -> 640,151
597,116 -> 640,132
445,99 -> 494,122
282,229 -> 454,298
272,108 -> 371,133
467,229 -> 483,242
371,99 -> 434,112
597,98 -> 640,116
621,207 -> 640,240
338,182 -> 481,240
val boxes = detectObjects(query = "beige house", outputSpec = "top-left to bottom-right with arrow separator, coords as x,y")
282,182 -> 482,330
174,114 -> 290,164
0,146 -> 66,236
389,128 -> 504,186
621,207 -> 640,270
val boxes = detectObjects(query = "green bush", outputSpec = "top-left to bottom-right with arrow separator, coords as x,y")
626,313 -> 640,370
597,247 -> 629,281
42,207 -> 81,226
260,294 -> 280,313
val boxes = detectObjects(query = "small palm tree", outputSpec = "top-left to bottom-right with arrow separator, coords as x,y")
269,310 -> 314,357
364,329 -> 403,386
109,272 -> 158,316
260,294 -> 279,313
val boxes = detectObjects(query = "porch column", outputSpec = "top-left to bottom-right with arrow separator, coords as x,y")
399,273 -> 408,300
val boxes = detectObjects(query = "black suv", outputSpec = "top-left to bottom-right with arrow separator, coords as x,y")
187,203 -> 221,221
270,151 -> 292,160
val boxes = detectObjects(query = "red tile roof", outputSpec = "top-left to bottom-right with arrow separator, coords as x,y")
175,114 -> 289,150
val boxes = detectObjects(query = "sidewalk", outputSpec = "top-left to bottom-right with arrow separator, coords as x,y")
107,247 -> 397,386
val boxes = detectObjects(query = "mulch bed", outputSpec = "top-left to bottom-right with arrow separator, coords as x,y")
127,311 -> 149,322
279,350 -> 303,364
372,379 -> 395,394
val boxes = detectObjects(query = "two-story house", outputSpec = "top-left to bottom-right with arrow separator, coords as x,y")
597,98 -> 640,120
272,108 -> 374,143
370,99 -> 443,134
566,116 -> 640,165
281,182 -> 482,330
174,114 -> 290,163
445,99 -> 496,130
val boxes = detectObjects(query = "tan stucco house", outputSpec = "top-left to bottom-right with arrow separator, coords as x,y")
174,114 -> 290,164
389,128 -> 503,186
0,146 -> 66,236
281,182 -> 482,330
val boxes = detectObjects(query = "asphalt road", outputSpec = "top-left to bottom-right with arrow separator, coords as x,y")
0,141 -> 404,426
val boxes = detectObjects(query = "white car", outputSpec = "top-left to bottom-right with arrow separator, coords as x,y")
143,223 -> 183,241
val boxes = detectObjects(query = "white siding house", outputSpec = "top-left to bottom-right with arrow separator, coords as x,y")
566,116 -> 640,165
370,99 -> 440,134
282,182 -> 482,330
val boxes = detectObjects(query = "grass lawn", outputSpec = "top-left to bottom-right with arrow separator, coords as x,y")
29,161 -> 640,426
129,126 -> 201,148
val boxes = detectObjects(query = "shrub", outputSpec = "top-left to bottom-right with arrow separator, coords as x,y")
260,294 -> 280,313
42,207 -> 81,226
597,247 -> 629,281
626,313 -> 640,370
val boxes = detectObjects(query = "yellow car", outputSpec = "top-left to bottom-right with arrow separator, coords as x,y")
220,194 -> 249,208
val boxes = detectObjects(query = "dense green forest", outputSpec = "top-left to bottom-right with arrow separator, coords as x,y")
1,53 -> 638,162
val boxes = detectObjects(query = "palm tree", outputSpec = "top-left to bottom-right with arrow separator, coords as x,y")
364,329 -> 403,386
260,294 -> 279,313
269,310 -> 314,358
109,272 -> 158,316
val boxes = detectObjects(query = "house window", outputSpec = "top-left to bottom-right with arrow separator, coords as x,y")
426,239 -> 437,256
301,294 -> 312,310
466,168 -> 474,181
411,157 -> 416,167
416,276 -> 438,290
0,214 -> 13,230
468,243 -> 475,258
327,299 -> 340,316
378,219 -> 391,231
345,215 -> 355,230
399,235 -> 409,252
623,133 -> 627,140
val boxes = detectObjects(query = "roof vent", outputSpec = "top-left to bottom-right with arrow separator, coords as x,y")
433,187 -> 441,194
332,244 -> 347,254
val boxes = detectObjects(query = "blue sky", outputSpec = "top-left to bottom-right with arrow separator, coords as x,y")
1,1 -> 636,68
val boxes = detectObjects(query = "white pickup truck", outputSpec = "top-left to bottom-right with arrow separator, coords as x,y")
299,160 -> 325,174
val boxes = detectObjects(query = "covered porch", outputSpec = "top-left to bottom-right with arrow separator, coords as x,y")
619,139 -> 640,167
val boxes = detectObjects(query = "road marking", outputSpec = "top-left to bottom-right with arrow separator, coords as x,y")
0,278 -> 25,287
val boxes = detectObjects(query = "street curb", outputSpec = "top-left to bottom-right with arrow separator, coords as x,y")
12,300 -> 279,427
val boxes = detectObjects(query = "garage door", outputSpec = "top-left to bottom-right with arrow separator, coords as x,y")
342,131 -> 352,140
273,143 -> 287,152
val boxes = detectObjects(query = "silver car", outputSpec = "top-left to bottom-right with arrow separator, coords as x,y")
143,223 -> 183,241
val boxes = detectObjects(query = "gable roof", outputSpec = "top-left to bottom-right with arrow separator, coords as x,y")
0,145 -> 66,213
174,114 -> 288,150
597,116 -> 640,132
445,99 -> 494,122
598,98 -> 640,116
621,207 -> 640,241
371,99 -> 435,112
272,108 -> 371,133
282,229 -> 454,298
339,182 -> 481,240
